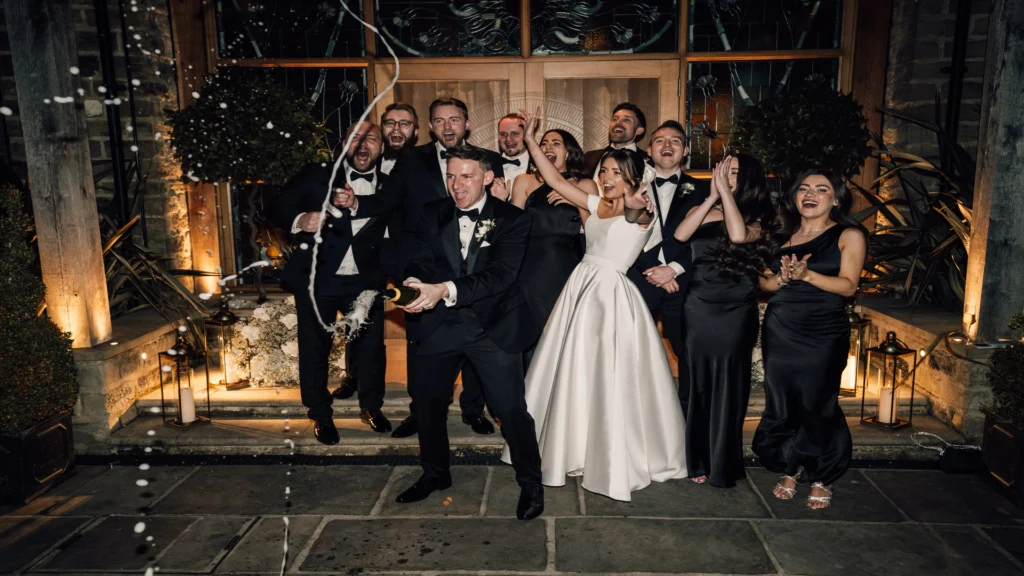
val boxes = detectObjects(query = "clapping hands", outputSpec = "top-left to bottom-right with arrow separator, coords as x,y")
778,253 -> 812,285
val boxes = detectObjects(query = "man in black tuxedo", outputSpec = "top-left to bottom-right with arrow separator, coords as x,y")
627,120 -> 710,361
268,121 -> 395,444
383,97 -> 506,439
583,102 -> 650,177
393,145 -> 543,520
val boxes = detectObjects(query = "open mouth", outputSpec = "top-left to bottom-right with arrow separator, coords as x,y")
602,183 -> 616,193
660,149 -> 674,157
801,200 -> 820,209
611,127 -> 625,134
443,132 -> 456,140
389,134 -> 405,143
544,154 -> 556,162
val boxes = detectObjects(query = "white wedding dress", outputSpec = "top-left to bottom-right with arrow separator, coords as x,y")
502,195 -> 688,501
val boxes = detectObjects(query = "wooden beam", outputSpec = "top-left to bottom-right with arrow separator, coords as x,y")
685,49 -> 843,62
849,0 -> 892,214
171,0 -> 221,294
520,0 -> 531,59
837,0 -> 860,92
962,0 -> 1024,343
4,0 -> 111,347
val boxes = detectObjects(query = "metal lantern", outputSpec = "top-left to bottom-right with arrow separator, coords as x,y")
860,331 -> 917,430
840,303 -> 871,397
206,298 -> 249,390
158,327 -> 212,428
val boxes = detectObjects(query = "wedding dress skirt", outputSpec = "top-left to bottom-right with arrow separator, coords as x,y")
502,195 -> 688,502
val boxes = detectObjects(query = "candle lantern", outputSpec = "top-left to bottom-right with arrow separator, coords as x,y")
840,303 -> 871,397
206,298 -> 249,390
860,331 -> 917,430
158,326 -> 212,428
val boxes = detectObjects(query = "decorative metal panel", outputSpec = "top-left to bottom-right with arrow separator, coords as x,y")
531,0 -> 678,55
374,0 -> 522,57
688,0 -> 842,52
215,0 -> 366,59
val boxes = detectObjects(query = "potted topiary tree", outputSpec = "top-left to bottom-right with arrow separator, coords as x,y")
0,184 -> 79,504
732,77 -> 871,184
981,315 -> 1024,507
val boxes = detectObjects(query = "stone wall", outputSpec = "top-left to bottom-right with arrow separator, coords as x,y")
884,0 -> 991,161
0,0 -> 191,269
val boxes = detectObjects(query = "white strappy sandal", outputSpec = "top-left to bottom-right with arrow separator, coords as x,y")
807,482 -> 833,509
774,473 -> 800,499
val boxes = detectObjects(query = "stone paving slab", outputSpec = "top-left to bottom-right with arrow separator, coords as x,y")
300,518 -> 547,572
1,467 -> 112,517
556,518 -> 774,573
34,516 -> 194,572
864,470 -> 1024,525
158,516 -> 254,573
215,515 -> 321,574
378,466 -> 488,517
0,516 -> 90,573
747,468 -> 905,522
485,467 -> 581,517
583,477 -> 770,518
43,466 -> 194,517
985,526 -> 1024,565
151,465 -> 392,516
759,520 -> 1022,576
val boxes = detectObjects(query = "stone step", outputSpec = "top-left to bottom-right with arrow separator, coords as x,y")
136,382 -> 931,419
103,412 -> 962,463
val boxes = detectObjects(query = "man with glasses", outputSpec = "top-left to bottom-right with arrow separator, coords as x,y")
383,97 -> 506,439
380,102 -> 419,175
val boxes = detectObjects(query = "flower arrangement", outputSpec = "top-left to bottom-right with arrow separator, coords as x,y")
226,296 -> 345,387
475,219 -> 496,242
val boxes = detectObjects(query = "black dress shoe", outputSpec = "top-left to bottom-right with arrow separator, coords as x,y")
463,413 -> 495,435
516,485 -> 544,520
360,409 -> 392,433
395,475 -> 452,504
331,381 -> 357,400
391,415 -> 418,438
313,417 -> 340,445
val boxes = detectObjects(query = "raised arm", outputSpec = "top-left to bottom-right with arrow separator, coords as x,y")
673,185 -> 720,242
715,158 -> 761,244
520,107 -> 594,212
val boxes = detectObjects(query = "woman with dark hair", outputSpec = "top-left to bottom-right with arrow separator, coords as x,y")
671,153 -> 772,488
501,108 -> 688,502
753,169 -> 866,509
509,129 -> 595,368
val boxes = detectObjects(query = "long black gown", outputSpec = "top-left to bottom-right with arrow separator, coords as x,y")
680,221 -> 759,488
753,225 -> 852,485
519,182 -> 584,367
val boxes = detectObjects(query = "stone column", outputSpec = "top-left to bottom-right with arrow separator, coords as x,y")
962,0 -> 1024,343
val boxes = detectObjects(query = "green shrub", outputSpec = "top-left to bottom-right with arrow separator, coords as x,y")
0,185 -> 78,433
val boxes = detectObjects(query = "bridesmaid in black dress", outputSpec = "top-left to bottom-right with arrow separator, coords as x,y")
753,169 -> 866,509
510,129 -> 597,368
671,153 -> 773,488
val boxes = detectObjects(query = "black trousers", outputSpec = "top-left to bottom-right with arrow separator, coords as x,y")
295,274 -> 386,420
410,313 -> 542,487
405,329 -> 486,419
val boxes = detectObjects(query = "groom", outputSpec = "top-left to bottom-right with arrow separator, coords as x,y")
396,144 -> 544,520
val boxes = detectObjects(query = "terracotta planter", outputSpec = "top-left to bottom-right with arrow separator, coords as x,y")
0,411 -> 76,504
981,408 -> 1024,508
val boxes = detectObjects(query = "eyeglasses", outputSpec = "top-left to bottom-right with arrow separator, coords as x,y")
383,120 -> 415,129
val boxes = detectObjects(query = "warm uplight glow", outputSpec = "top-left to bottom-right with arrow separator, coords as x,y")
840,355 -> 857,393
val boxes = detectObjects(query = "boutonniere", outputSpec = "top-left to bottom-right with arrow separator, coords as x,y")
679,183 -> 696,196
474,218 -> 496,241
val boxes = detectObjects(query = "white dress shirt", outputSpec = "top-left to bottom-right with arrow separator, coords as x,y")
441,193 -> 489,307
290,161 -> 377,276
501,150 -> 530,199
643,169 -> 685,277
380,156 -> 397,175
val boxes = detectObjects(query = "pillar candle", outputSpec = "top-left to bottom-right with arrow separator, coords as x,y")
877,386 -> 898,424
180,388 -> 197,424
840,355 -> 857,393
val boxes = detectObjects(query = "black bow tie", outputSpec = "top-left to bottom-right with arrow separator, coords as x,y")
349,170 -> 374,182
503,157 -> 522,167
655,174 -> 679,187
603,145 -> 618,154
456,208 -> 480,221
439,149 -> 448,160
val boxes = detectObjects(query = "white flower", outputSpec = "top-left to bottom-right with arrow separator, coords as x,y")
475,219 -> 496,241
281,340 -> 299,358
680,182 -> 696,196
252,307 -> 270,321
642,163 -> 658,189
279,313 -> 298,330
240,325 -> 261,341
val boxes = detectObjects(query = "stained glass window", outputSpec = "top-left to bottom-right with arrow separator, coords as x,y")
215,0 -> 366,59
688,0 -> 842,52
374,0 -> 522,58
531,0 -> 678,55
685,58 -> 838,169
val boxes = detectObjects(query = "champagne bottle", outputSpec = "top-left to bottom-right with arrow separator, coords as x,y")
381,286 -> 420,305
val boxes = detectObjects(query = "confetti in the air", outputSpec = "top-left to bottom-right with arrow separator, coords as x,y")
0,107 -> 11,116
54,96 -> 74,103
136,479 -> 149,487
134,521 -> 147,533
69,66 -> 80,75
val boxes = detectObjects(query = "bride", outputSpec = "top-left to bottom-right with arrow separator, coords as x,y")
501,108 -> 688,502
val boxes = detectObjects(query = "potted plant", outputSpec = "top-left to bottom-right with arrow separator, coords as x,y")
981,314 -> 1024,507
0,184 -> 79,504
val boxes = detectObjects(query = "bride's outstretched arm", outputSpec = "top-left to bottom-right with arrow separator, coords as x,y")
520,107 -> 594,212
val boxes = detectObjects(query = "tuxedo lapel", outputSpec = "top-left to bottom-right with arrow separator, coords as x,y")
438,203 -> 462,275
421,145 -> 447,199
465,198 -> 495,274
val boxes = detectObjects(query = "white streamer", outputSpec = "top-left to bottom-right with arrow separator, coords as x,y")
307,0 -> 400,335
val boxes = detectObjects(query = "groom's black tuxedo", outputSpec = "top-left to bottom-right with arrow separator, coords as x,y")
403,195 -> 542,487
627,172 -> 710,358
268,162 -> 392,420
